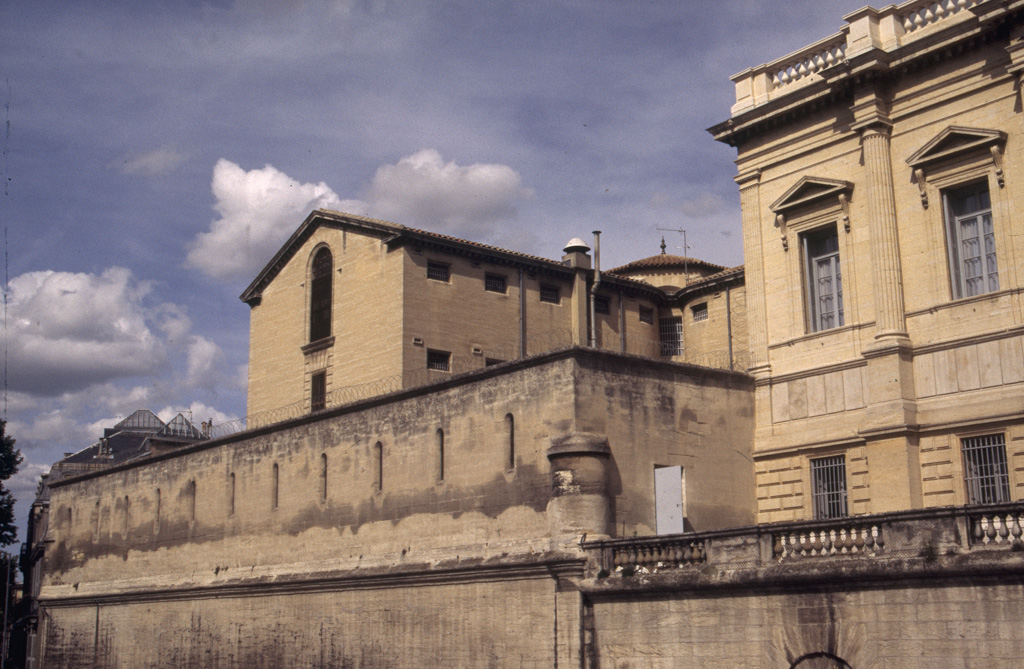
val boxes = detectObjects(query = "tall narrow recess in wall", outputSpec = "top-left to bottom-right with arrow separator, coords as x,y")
505,414 -> 515,471
320,454 -> 328,501
228,473 -> 236,516
373,442 -> 383,492
272,464 -> 280,510
437,429 -> 445,481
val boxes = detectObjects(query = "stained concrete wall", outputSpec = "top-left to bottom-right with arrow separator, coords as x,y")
587,580 -> 1024,668
40,349 -> 754,667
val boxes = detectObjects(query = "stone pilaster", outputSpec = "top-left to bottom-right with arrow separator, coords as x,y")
737,169 -> 770,375
859,123 -> 908,340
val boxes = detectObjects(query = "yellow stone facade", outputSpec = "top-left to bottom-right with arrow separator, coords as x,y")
711,0 -> 1024,523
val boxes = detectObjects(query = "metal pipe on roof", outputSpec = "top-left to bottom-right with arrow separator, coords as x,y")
589,231 -> 602,348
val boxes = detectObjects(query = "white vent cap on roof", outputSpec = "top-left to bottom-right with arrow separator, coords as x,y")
563,237 -> 591,254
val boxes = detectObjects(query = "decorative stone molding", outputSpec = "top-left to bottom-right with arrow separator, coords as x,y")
906,126 -> 1008,207
769,176 -> 854,251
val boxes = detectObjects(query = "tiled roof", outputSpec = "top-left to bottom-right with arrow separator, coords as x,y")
607,254 -> 727,275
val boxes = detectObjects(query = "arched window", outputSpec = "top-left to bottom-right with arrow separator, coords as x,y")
272,463 -> 280,510
309,247 -> 333,342
505,414 -> 515,471
320,454 -> 328,501
228,473 -> 236,516
155,488 -> 161,534
437,429 -> 445,481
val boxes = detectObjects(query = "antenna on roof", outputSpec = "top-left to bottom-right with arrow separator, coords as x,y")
656,227 -> 690,285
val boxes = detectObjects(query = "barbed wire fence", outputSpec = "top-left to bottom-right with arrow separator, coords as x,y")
208,327 -> 754,440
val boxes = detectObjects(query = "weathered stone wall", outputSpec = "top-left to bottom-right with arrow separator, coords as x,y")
41,563 -> 581,668
40,349 -> 754,667
586,580 -> 1024,668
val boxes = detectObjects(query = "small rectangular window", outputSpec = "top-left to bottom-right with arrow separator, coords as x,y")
639,306 -> 654,324
594,295 -> 610,315
427,261 -> 450,282
427,349 -> 451,371
803,226 -> 844,333
962,434 -> 1009,505
311,371 -> 326,412
810,455 -> 848,520
539,284 -> 560,304
659,317 -> 683,357
692,303 -> 708,322
484,273 -> 507,293
944,181 -> 998,300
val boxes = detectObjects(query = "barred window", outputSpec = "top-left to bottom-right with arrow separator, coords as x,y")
639,306 -> 654,324
427,261 -> 450,282
485,273 -> 507,293
962,434 -> 1009,505
811,455 -> 848,520
311,371 -> 326,412
692,303 -> 708,322
594,295 -> 610,315
427,349 -> 451,371
659,317 -> 683,357
539,284 -> 560,304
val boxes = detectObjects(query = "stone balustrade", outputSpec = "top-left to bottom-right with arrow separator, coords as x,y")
901,0 -> 987,33
771,39 -> 847,90
969,508 -> 1024,547
583,502 -> 1024,576
725,0 -> 995,116
772,523 -> 883,559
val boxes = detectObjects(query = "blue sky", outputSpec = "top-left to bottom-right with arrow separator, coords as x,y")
0,0 -> 868,545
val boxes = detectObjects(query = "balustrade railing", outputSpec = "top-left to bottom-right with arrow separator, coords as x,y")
772,523 -> 883,559
969,508 -> 1024,547
900,0 -> 986,34
605,537 -> 706,572
771,38 -> 847,90
583,503 -> 1024,579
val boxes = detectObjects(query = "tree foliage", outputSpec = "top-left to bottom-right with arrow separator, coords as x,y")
0,421 -> 22,547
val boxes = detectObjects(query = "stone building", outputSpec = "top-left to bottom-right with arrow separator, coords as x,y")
23,0 -> 1024,667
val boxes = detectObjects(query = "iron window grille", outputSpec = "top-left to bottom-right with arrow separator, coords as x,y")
427,261 -> 450,282
539,284 -> 560,304
945,182 -> 998,300
803,226 -> 844,332
484,273 -> 507,293
692,303 -> 708,322
810,455 -> 848,520
659,317 -> 683,356
594,295 -> 610,315
962,434 -> 1010,505
310,371 -> 327,412
639,306 -> 654,324
427,349 -> 451,372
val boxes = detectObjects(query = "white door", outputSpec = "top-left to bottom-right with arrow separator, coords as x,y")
654,465 -> 685,535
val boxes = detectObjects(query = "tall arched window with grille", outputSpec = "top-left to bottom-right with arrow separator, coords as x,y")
309,247 -> 333,342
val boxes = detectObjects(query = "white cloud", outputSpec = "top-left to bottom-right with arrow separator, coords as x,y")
185,335 -> 226,390
187,151 -> 531,283
185,159 -> 343,281
113,148 -> 187,175
6,268 -> 168,395
362,149 -> 532,239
